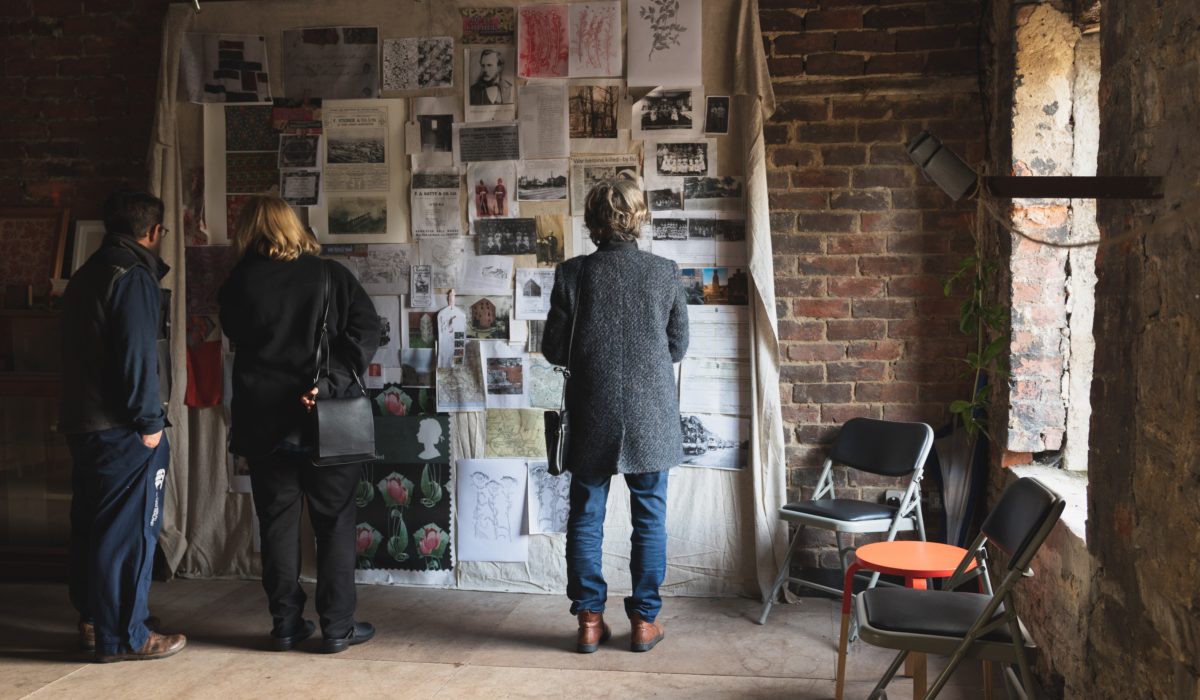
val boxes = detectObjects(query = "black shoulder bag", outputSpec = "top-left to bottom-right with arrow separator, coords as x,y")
544,262 -> 585,476
310,262 -> 379,467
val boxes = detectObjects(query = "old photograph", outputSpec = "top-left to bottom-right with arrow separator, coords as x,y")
486,357 -> 524,395
655,141 -> 709,176
684,175 -> 744,211
457,294 -> 513,341
517,160 -> 568,201
327,130 -> 384,164
569,84 -> 620,139
647,187 -> 683,212
467,47 -> 515,106
418,114 -> 454,155
680,414 -> 749,470
327,196 -> 387,235
475,218 -> 537,255
639,88 -> 695,132
704,95 -> 730,135
679,267 -> 750,306
651,218 -> 688,240
468,161 -> 517,220
687,218 -> 718,239
535,214 -> 566,266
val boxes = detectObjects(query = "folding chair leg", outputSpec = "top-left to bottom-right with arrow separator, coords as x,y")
868,649 -> 908,700
757,524 -> 804,625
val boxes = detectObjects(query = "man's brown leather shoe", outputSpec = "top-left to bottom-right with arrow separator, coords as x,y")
576,611 -> 611,653
79,616 -> 162,651
94,631 -> 186,663
629,614 -> 665,652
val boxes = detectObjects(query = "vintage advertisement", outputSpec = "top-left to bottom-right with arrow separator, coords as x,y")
460,7 -> 515,45
568,81 -> 627,153
457,294 -> 513,341
457,252 -> 514,296
569,154 -> 640,216
518,4 -> 569,79
371,295 -> 402,367
475,218 -> 536,255
466,161 -> 518,222
482,341 -> 529,409
679,357 -> 750,417
464,47 -> 516,121
410,171 -> 463,238
279,169 -> 321,206
684,176 -> 744,212
382,36 -> 453,92
679,414 -> 749,471
272,97 -> 322,134
358,243 -> 413,295
627,0 -> 702,87
410,264 -> 433,308
514,268 -> 556,320
569,2 -> 622,78
680,266 -> 750,305
180,33 -> 271,104
517,159 -> 568,201
411,96 -> 460,169
455,458 -> 529,562
436,340 -> 487,412
685,305 -> 748,359
281,27 -> 379,100
517,83 -> 569,160
323,106 -> 388,191
647,138 -> 717,180
455,121 -> 520,164
634,87 -> 703,139
420,236 -> 468,289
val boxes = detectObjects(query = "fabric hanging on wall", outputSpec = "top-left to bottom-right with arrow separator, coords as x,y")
146,0 -> 786,600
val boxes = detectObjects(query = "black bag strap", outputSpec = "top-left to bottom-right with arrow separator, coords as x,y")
556,260 -> 586,409
312,260 -> 365,393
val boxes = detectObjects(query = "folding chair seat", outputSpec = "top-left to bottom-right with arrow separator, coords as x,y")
758,418 -> 934,625
853,476 -> 1064,700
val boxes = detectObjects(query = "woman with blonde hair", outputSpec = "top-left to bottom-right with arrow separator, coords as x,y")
219,196 -> 380,653
542,174 -> 689,654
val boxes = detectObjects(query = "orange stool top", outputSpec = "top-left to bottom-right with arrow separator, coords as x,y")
852,540 -> 973,580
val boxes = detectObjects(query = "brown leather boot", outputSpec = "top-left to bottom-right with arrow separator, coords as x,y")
95,631 -> 186,663
629,614 -> 665,652
576,611 -> 611,653
79,616 -> 161,651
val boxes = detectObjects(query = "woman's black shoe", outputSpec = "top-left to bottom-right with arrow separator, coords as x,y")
322,621 -> 375,654
270,619 -> 315,651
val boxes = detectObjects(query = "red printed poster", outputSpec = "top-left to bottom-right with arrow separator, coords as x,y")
518,4 -> 569,79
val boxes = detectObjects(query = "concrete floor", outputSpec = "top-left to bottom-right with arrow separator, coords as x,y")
0,580 -> 996,699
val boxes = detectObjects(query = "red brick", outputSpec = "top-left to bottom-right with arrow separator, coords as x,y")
4,56 -> 59,76
31,36 -> 79,58
798,213 -> 856,234
925,48 -> 978,75
772,99 -> 829,122
797,122 -> 856,143
828,276 -> 886,297
0,2 -> 33,18
882,404 -> 944,423
774,32 -> 836,55
55,55 -> 110,75
887,233 -> 948,254
32,0 -> 82,15
920,382 -> 971,403
770,190 -> 827,210
863,6 -> 925,29
894,27 -> 974,52
893,96 -> 957,119
849,340 -> 905,361
888,275 -> 944,297
804,8 -> 862,30
834,30 -> 896,53
780,364 -> 825,384
923,210 -> 974,232
786,343 -> 846,362
827,361 -> 887,382
805,52 -> 864,76
794,423 -> 839,444
828,319 -> 886,341
768,56 -> 807,77
822,404 -> 882,423
865,53 -> 926,75
776,277 -> 826,297
859,256 -> 919,276
771,147 -> 819,168
861,211 -> 920,232
764,124 -> 790,145
853,167 -> 911,188
793,299 -> 850,319
781,404 -> 822,424
822,145 -> 866,165
889,318 -> 959,340
831,98 -> 894,120
925,2 -> 979,25
779,319 -> 825,341
773,232 -> 823,254
857,122 -> 905,143
792,382 -> 853,403
766,170 -> 789,189
758,0 -> 819,9
831,190 -> 888,211
828,234 -> 885,255
26,76 -> 74,97
770,211 -> 797,232
853,299 -> 915,319
792,169 -> 850,188
760,9 -> 806,32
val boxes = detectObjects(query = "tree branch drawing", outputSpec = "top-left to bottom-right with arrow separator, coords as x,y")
639,0 -> 687,61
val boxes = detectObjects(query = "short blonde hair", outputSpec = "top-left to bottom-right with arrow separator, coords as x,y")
583,172 -> 648,246
231,195 -> 320,261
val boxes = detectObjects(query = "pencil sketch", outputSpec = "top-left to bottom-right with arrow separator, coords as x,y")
358,243 -> 413,295
529,461 -> 571,534
569,2 -> 621,78
639,0 -> 686,61
471,471 -> 519,541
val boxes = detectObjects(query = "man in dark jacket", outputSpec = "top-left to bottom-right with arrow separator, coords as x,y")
60,190 -> 186,662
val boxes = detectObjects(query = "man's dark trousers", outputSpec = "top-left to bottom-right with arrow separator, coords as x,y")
68,427 -> 169,655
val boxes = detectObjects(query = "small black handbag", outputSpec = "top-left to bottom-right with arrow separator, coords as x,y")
310,262 -> 379,467
544,263 -> 585,476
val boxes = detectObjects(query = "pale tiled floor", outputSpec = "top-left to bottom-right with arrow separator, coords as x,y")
0,580 -> 995,699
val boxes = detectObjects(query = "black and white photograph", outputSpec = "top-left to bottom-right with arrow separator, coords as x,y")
485,357 -> 524,395
688,218 -> 718,239
467,47 -> 515,106
704,95 -> 730,135
412,172 -> 461,190
638,88 -> 696,133
278,134 -> 320,168
327,129 -> 385,163
647,187 -> 683,212
651,218 -> 688,240
535,213 -> 566,266
684,175 -> 744,211
418,114 -> 454,156
679,414 -> 749,470
718,218 -> 746,241
328,196 -> 387,235
583,164 -> 637,191
475,218 -> 537,255
517,160 -> 568,201
654,141 -> 709,176
568,84 -> 620,139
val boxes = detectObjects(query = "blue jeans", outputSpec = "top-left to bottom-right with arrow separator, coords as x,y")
566,470 -> 669,622
68,427 -> 169,655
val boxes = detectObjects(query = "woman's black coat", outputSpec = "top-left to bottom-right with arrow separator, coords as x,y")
542,240 -> 690,474
219,252 -> 380,458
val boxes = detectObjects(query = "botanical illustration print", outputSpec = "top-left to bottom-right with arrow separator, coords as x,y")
639,0 -> 687,61
529,461 -> 571,534
355,461 -> 452,571
518,4 -> 569,78
470,470 -> 520,541
569,2 -> 621,77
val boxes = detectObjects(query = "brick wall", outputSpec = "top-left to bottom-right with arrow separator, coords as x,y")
0,0 -> 166,217
762,0 -> 983,568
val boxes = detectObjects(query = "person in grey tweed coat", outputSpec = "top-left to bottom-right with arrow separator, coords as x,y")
542,174 -> 689,655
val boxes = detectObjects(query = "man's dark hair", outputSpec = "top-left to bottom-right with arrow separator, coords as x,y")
102,190 -> 164,239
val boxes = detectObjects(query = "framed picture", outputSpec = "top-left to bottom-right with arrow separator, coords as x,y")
71,220 -> 106,273
0,207 -> 69,300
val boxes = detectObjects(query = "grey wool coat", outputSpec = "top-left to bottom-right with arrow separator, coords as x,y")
541,240 -> 690,474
